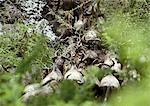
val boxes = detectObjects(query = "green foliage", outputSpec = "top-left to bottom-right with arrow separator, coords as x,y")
0,73 -> 24,106
102,13 -> 150,69
86,65 -> 103,78
97,0 -> 150,20
99,12 -> 150,105
0,23 -> 54,105
0,23 -> 54,73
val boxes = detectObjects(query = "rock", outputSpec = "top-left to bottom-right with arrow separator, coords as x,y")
99,75 -> 120,102
0,0 -> 5,4
41,63 -> 63,86
24,83 -> 40,93
101,52 -> 121,72
84,29 -> 98,41
22,83 -> 53,102
19,0 -> 46,20
19,0 -> 56,41
25,19 -> 56,41
74,19 -> 86,31
111,57 -> 121,72
35,19 -> 56,41
100,75 -> 120,88
64,65 -> 84,84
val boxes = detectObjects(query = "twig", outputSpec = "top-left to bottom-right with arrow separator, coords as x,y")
70,0 -> 91,12
46,7 -> 82,36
